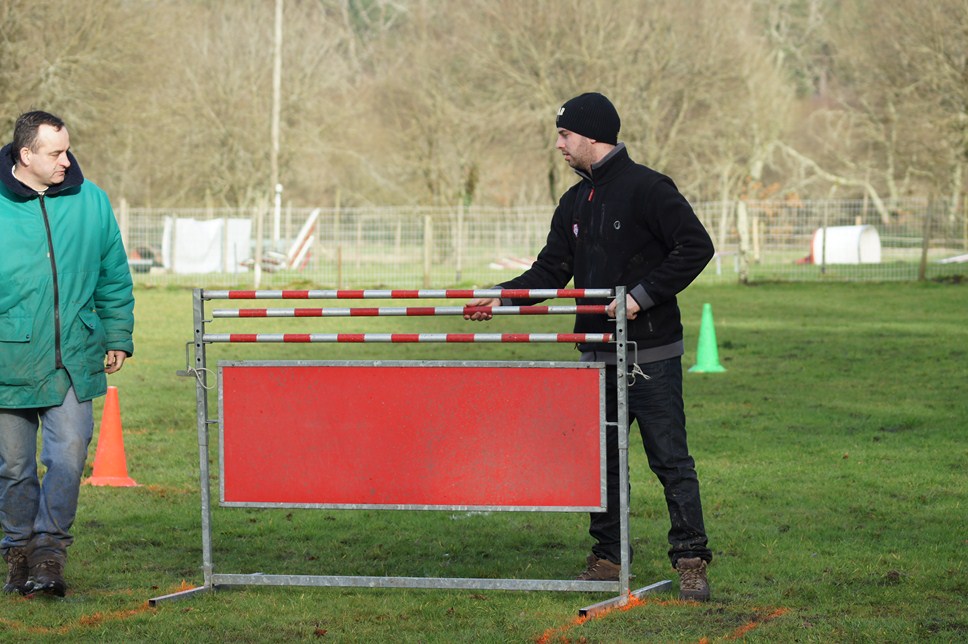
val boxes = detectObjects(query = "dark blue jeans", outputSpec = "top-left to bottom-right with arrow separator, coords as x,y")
590,356 -> 712,567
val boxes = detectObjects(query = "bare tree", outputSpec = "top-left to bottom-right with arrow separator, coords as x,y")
1,0 -> 962,211
789,0 -> 967,213
0,0 -> 159,199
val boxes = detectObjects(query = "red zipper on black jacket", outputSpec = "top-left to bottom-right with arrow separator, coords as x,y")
38,194 -> 64,369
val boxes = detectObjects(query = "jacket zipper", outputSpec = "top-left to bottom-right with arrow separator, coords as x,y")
39,195 -> 64,369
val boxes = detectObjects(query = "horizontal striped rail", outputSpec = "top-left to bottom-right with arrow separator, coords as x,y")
202,288 -> 614,300
202,333 -> 613,344
212,305 -> 609,318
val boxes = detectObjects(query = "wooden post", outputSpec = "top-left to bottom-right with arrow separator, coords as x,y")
334,192 -> 342,286
118,198 -> 130,252
170,216 -> 178,275
336,245 -> 343,289
736,200 -> 750,283
918,196 -> 934,281
752,214 -> 761,264
423,215 -> 433,288
455,202 -> 464,283
355,219 -> 363,271
221,214 -> 230,274
717,167 -> 731,252
285,201 -> 293,248
963,192 -> 967,251
820,200 -> 829,275
254,200 -> 266,289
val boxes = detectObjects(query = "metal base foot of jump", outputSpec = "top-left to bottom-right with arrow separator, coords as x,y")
147,574 -> 656,607
578,579 -> 674,618
148,584 -> 213,606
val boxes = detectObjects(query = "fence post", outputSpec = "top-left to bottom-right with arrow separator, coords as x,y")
222,215 -> 231,274
118,197 -> 130,252
717,199 -> 731,256
752,214 -> 761,264
334,192 -> 342,287
456,202 -> 464,283
820,200 -> 829,275
285,201 -> 293,248
736,200 -> 751,283
918,196 -> 935,281
254,200 -> 266,289
356,219 -> 364,271
423,215 -> 433,287
170,215 -> 178,275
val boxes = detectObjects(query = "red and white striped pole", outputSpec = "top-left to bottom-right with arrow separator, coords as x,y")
202,332 -> 614,344
202,288 -> 614,300
213,305 -> 608,318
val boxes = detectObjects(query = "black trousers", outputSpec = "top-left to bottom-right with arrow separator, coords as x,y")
589,357 -> 712,567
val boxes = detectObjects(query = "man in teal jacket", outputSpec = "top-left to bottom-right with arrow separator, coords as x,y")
0,111 -> 134,597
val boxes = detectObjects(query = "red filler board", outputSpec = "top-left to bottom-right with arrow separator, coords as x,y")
219,363 -> 604,510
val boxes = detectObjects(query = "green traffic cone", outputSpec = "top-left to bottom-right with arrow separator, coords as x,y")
689,303 -> 726,373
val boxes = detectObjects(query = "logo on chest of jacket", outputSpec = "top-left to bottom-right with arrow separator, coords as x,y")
573,223 -> 579,237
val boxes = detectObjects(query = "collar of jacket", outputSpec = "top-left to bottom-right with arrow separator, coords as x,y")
0,142 -> 85,199
573,142 -> 630,185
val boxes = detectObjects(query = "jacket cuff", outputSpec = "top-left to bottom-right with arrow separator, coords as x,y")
629,284 -> 654,311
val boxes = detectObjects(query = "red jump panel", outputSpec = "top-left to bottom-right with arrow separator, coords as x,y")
219,363 -> 605,510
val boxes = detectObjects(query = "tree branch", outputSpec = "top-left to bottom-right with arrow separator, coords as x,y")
776,142 -> 891,224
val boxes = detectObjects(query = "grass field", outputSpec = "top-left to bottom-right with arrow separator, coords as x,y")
2,281 -> 965,642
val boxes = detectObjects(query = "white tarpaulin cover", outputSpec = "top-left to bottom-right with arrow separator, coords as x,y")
161,217 -> 252,274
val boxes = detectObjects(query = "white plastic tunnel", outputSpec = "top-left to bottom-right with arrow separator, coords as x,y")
810,225 -> 881,264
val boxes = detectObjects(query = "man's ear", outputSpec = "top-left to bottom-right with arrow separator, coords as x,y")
17,147 -> 31,166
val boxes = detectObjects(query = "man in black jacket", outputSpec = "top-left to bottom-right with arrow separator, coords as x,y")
466,93 -> 714,600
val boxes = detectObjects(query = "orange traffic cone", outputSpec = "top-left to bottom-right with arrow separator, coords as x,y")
84,386 -> 138,487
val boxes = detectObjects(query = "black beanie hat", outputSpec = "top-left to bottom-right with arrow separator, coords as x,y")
555,93 -> 620,145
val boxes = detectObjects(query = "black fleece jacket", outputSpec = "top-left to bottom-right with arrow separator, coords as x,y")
499,143 -> 714,363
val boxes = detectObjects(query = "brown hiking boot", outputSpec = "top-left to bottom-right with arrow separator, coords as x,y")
576,553 -> 620,581
676,557 -> 710,601
28,559 -> 67,597
3,548 -> 30,595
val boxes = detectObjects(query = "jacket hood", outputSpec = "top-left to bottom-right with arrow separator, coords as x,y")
0,142 -> 84,198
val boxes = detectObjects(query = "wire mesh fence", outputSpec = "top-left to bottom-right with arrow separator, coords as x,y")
118,198 -> 968,288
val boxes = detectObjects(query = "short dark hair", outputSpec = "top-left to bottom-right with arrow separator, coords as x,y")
11,111 -> 66,164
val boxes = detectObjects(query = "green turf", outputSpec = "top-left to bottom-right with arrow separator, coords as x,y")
2,281 -> 965,642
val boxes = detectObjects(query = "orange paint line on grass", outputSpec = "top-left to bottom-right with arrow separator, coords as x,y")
0,602 -> 154,636
535,594 -> 688,643
698,606 -> 790,643
0,582 -> 197,635
535,597 -> 791,643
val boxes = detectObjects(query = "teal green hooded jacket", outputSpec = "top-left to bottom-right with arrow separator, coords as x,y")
0,143 -> 134,408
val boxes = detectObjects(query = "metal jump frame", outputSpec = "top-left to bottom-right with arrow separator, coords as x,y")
149,286 -> 671,616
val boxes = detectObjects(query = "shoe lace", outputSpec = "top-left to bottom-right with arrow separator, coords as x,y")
6,550 -> 28,566
678,562 -> 707,590
36,560 -> 64,576
578,557 -> 617,580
